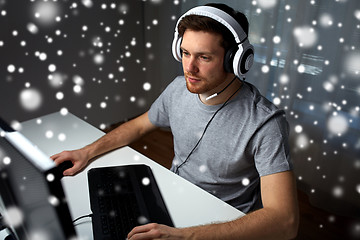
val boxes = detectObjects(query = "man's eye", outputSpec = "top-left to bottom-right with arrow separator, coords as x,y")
200,56 -> 210,60
181,51 -> 189,56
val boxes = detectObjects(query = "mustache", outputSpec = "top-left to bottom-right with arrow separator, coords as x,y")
185,72 -> 201,78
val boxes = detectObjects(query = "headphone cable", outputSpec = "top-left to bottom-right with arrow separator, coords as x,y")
206,76 -> 237,100
175,77 -> 243,174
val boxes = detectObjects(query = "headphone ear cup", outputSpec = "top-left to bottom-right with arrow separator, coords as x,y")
241,48 -> 254,74
172,32 -> 182,62
233,41 -> 254,77
224,45 -> 238,74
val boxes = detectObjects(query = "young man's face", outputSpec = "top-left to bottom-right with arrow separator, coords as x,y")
180,30 -> 230,95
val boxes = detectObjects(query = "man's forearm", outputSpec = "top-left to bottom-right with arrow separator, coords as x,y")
82,122 -> 137,159
182,207 -> 298,240
83,112 -> 156,161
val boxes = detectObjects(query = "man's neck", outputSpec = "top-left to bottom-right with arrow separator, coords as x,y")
199,76 -> 242,105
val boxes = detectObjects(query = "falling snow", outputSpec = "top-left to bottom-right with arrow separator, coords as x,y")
19,88 -> 43,111
3,206 -> 24,228
293,26 -> 318,48
0,0 -> 360,238
141,177 -> 150,186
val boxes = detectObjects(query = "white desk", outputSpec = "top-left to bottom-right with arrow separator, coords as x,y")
1,112 -> 244,239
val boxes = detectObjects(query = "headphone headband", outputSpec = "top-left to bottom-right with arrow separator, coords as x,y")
174,6 -> 248,43
172,5 -> 254,77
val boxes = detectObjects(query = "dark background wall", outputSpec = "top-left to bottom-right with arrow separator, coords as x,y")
1,0 -> 360,236
0,0 -> 180,128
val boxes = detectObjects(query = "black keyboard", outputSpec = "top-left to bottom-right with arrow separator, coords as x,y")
90,167 -> 148,239
88,165 -> 174,240
97,187 -> 143,238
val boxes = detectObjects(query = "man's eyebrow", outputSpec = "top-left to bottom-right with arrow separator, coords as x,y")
180,46 -> 192,52
180,47 -> 214,55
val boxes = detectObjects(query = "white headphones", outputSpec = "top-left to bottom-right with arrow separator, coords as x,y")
172,6 -> 254,77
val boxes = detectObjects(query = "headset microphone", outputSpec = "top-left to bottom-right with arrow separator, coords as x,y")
205,76 -> 238,101
205,93 -> 219,101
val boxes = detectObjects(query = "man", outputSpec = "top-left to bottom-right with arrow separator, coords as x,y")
51,3 -> 299,239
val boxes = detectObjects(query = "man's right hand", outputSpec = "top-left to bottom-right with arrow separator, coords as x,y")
50,148 -> 89,176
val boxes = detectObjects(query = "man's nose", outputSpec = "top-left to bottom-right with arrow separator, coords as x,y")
184,57 -> 199,73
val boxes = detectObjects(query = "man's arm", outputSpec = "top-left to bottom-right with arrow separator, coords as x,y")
127,170 -> 299,240
51,111 -> 158,175
81,111 -> 157,159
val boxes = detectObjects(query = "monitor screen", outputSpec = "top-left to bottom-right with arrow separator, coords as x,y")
0,117 -> 77,240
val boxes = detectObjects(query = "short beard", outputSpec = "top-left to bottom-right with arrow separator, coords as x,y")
184,75 -> 208,94
185,82 -> 199,94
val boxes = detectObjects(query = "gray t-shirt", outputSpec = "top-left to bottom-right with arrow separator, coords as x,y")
148,76 -> 292,213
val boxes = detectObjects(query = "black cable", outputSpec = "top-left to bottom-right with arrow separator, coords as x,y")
0,213 -> 6,231
206,76 -> 237,100
175,77 -> 244,174
72,213 -> 93,223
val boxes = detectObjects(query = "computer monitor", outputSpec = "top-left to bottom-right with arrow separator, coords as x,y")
0,117 -> 77,240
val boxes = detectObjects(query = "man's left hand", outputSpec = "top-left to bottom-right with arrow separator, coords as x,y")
127,223 -> 188,240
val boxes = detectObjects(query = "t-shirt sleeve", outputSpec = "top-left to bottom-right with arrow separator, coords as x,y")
148,94 -> 170,127
252,111 -> 293,177
148,77 -> 181,128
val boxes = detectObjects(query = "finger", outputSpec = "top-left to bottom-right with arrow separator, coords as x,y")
50,153 -> 60,160
127,225 -> 148,239
127,223 -> 157,240
51,151 -> 68,161
63,168 -> 74,176
52,152 -> 73,166
52,155 -> 67,165
63,163 -> 82,176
